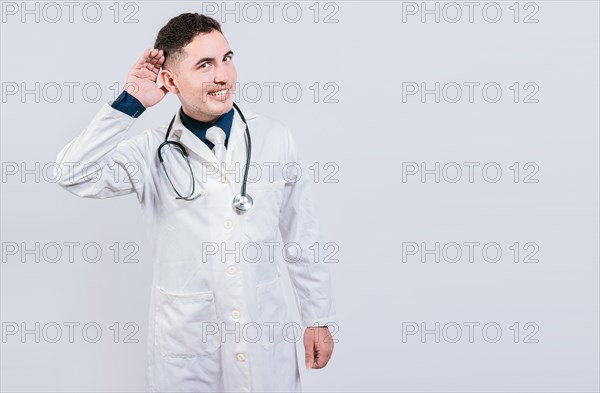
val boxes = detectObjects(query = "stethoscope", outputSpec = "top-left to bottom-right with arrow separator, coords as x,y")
157,102 -> 253,214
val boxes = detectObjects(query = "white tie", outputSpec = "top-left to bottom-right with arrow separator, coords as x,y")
205,126 -> 227,169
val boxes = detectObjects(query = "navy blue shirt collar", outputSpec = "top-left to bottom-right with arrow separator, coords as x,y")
179,107 -> 235,150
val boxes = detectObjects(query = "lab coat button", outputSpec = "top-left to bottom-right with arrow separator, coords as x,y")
224,219 -> 233,230
231,310 -> 240,319
236,353 -> 246,362
227,266 -> 237,275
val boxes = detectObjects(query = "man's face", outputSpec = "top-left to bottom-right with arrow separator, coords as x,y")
161,30 -> 237,123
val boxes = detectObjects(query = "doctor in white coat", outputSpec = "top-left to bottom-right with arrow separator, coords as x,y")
55,13 -> 336,393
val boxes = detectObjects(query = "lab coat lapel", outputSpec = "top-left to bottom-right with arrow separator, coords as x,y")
225,107 -> 255,188
225,109 -> 246,168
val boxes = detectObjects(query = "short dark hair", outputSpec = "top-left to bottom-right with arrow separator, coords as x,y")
154,13 -> 223,69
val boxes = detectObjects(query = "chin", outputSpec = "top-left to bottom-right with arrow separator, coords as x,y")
194,99 -> 233,119
216,101 -> 233,113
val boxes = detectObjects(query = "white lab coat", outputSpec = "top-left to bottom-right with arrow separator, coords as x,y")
54,102 -> 336,392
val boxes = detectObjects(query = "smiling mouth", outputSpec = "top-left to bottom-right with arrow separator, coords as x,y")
208,88 -> 231,97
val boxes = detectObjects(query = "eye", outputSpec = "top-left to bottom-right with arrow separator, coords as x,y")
224,54 -> 233,62
199,62 -> 210,69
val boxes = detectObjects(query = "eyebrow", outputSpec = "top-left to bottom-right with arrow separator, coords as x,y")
194,50 -> 234,68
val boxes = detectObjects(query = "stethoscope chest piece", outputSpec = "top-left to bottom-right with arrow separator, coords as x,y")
233,193 -> 253,214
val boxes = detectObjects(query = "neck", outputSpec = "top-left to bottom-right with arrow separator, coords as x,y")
181,107 -> 220,124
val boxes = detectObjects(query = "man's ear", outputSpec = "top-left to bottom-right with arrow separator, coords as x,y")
159,69 -> 180,94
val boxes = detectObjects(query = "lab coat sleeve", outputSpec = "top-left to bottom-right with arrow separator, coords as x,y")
54,102 -> 149,201
278,127 -> 337,328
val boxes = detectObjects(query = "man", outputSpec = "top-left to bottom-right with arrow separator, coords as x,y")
55,13 -> 336,393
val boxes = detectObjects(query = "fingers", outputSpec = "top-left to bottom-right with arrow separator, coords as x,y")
134,48 -> 152,69
134,48 -> 165,72
304,334 -> 315,369
312,341 -> 333,369
145,49 -> 164,72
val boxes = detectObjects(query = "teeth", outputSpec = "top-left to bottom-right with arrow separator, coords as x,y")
209,90 -> 228,96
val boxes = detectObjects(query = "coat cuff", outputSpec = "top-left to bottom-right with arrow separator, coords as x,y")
110,90 -> 146,118
302,315 -> 337,329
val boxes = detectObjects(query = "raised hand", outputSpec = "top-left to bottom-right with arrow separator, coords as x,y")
124,48 -> 168,109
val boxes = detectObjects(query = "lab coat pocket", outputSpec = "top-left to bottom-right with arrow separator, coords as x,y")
155,287 -> 221,358
244,181 -> 285,244
256,271 -> 288,349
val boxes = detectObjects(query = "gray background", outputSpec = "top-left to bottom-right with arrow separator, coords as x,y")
1,1 -> 599,392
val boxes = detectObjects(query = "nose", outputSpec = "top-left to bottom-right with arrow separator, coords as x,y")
214,62 -> 229,85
